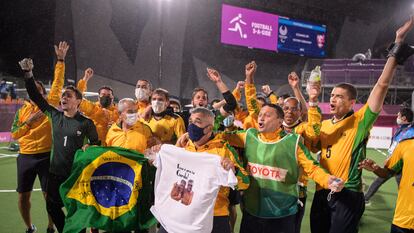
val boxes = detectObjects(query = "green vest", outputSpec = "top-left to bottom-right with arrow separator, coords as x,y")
243,128 -> 300,218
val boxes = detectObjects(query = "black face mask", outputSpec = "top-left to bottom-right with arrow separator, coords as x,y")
99,96 -> 112,108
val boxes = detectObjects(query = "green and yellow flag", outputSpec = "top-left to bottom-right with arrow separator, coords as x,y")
60,146 -> 156,233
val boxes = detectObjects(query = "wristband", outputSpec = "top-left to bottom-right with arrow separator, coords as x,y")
222,91 -> 237,113
308,101 -> 318,107
387,42 -> 414,65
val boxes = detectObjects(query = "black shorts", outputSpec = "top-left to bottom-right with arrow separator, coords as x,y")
390,224 -> 414,233
310,189 -> 365,233
16,152 -> 50,193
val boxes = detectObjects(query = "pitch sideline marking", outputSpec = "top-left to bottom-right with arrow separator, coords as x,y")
0,188 -> 41,193
0,154 -> 17,158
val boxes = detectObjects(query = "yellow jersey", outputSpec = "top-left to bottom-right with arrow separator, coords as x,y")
105,121 -> 153,154
143,113 -> 185,144
317,104 -> 379,192
136,100 -> 150,115
77,80 -> 119,145
11,62 -> 65,154
384,139 -> 414,230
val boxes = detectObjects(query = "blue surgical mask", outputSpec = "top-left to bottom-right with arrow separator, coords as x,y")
223,115 -> 234,128
188,123 -> 208,142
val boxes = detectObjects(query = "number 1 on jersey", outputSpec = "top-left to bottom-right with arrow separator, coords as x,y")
64,136 -> 67,147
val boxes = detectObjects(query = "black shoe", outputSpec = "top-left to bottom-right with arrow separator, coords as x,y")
25,224 -> 37,233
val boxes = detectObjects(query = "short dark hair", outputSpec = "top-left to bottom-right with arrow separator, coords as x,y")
152,88 -> 169,101
137,79 -> 152,90
98,86 -> 113,95
400,107 -> 414,122
35,80 -> 46,95
334,83 -> 357,100
64,85 -> 82,100
191,87 -> 209,101
263,103 -> 284,119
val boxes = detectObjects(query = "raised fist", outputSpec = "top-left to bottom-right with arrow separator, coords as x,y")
83,68 -> 94,82
288,72 -> 300,88
206,68 -> 222,83
245,61 -> 257,78
261,85 -> 272,96
236,81 -> 245,90
18,58 -> 34,72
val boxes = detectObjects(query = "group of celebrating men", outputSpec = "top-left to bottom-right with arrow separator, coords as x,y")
10,15 -> 414,233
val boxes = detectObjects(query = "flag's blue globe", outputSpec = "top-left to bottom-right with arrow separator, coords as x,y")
90,162 -> 135,208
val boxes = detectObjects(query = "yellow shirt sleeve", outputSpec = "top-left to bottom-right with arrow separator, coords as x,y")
245,84 -> 260,117
297,141 -> 330,189
297,106 -> 322,148
79,99 -> 100,119
77,79 -> 87,94
47,62 -> 65,107
385,142 -> 405,173
232,87 -> 242,102
11,108 -> 30,140
354,104 -> 380,137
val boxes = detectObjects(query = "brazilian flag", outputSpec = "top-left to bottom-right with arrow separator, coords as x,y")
60,146 -> 156,233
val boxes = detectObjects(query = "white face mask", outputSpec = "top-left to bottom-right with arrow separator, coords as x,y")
396,118 -> 404,125
135,88 -> 149,101
125,113 -> 138,126
151,100 -> 166,114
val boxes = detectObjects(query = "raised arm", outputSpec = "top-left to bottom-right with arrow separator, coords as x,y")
232,81 -> 245,102
19,58 -> 53,114
244,61 -> 260,116
288,72 -> 308,119
261,85 -> 278,105
368,16 -> 414,113
48,41 -> 69,106
206,68 -> 237,116
77,68 -> 102,117
77,68 -> 94,94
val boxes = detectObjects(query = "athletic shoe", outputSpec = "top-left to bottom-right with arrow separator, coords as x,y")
26,224 -> 37,233
46,227 -> 55,233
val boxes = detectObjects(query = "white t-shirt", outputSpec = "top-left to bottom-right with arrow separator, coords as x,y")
150,144 -> 237,233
